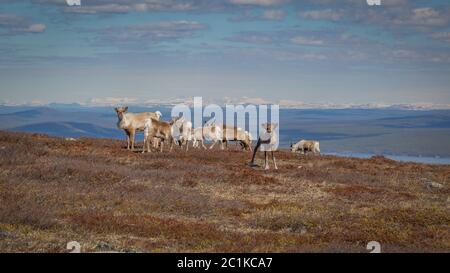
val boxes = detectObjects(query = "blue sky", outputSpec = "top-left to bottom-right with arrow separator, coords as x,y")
1,0 -> 450,105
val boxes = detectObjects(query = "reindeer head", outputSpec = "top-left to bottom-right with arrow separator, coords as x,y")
261,123 -> 278,134
290,143 -> 296,152
114,107 -> 128,120
170,116 -> 183,126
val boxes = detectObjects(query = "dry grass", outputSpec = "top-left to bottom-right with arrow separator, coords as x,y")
0,131 -> 449,253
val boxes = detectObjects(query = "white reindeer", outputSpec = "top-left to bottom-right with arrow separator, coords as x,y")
291,140 -> 320,155
192,121 -> 222,150
172,116 -> 192,152
249,123 -> 278,170
221,126 -> 253,151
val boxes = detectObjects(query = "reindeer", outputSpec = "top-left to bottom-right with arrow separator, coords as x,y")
192,120 -> 222,150
115,107 -> 161,151
291,140 -> 320,155
249,123 -> 278,170
172,116 -> 192,152
142,117 -> 176,153
221,126 -> 253,151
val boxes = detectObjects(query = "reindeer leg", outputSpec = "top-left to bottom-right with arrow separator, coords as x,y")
169,137 -> 174,152
201,140 -> 207,150
264,151 -> 269,170
125,131 -> 130,150
147,137 -> 151,153
209,140 -> 217,149
142,137 -> 146,154
130,130 -> 136,151
249,139 -> 261,167
272,151 -> 278,170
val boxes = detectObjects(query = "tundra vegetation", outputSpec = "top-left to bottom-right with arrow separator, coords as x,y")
0,131 -> 449,253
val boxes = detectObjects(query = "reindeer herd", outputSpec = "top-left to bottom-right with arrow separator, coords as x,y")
115,107 -> 320,170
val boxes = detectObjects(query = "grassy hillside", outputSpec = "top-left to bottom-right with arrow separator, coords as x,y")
0,131 -> 449,253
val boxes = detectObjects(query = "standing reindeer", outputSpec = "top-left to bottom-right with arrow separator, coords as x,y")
221,126 -> 253,152
172,116 -> 192,152
115,107 -> 161,151
249,123 -> 278,170
142,117 -> 177,153
192,120 -> 222,150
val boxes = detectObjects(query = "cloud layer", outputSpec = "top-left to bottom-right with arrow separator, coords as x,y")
1,0 -> 450,104
0,13 -> 46,34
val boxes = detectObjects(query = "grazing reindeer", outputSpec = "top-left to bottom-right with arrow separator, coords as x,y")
221,126 -> 253,151
142,118 -> 176,153
250,123 -> 278,170
291,140 -> 320,155
172,116 -> 193,152
192,121 -> 222,150
115,107 -> 161,151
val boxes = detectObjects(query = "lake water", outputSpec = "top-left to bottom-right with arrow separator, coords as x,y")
323,152 -> 450,165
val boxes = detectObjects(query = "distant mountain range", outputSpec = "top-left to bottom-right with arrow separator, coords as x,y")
2,99 -> 450,110
0,107 -> 122,139
12,122 -> 121,139
1,105 -> 450,157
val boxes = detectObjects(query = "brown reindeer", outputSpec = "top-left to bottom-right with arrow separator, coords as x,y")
142,117 -> 179,153
115,107 -> 161,151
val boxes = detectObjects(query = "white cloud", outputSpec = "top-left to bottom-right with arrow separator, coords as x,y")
300,9 -> 345,21
64,4 -> 131,14
100,21 -> 207,44
290,36 -> 325,46
87,97 -> 139,106
40,0 -> 209,14
300,6 -> 450,31
0,13 -> 46,34
228,0 -> 287,6
431,32 -> 450,43
27,23 -> 46,33
228,9 -> 286,22
226,33 -> 273,44
391,7 -> 450,28
261,9 -> 286,20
